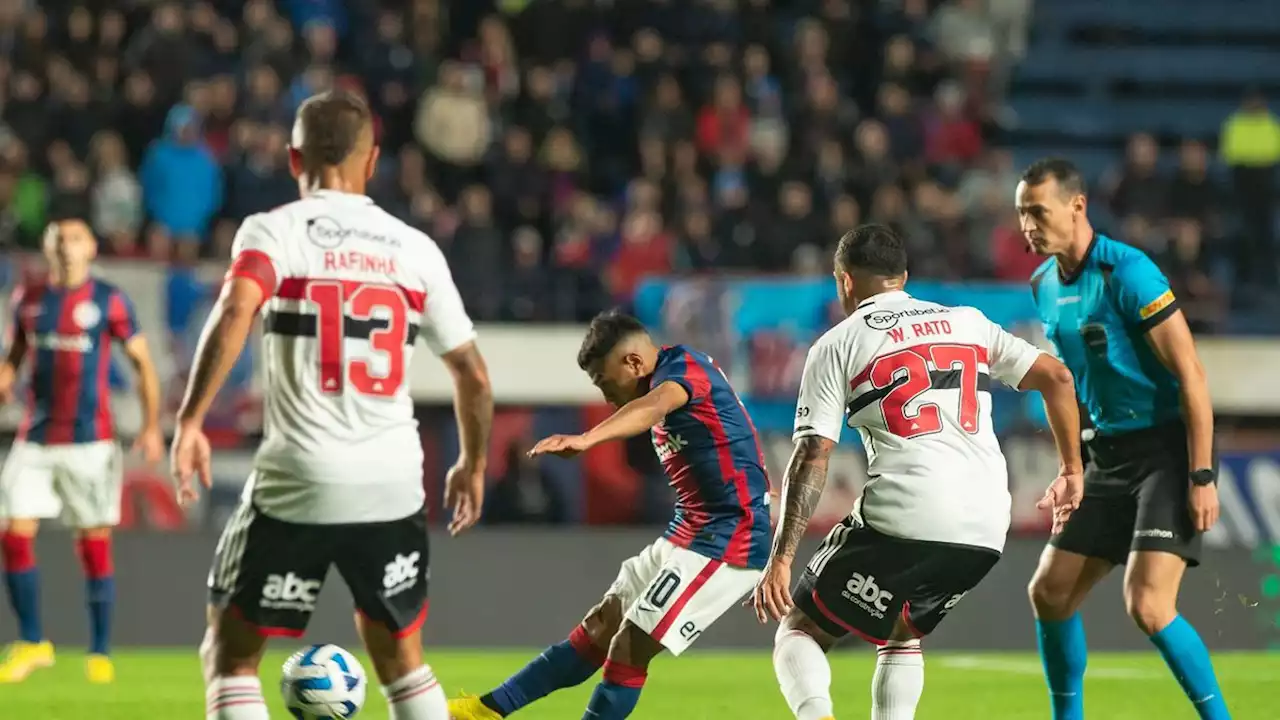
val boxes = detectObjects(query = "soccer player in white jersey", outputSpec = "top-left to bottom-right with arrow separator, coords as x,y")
169,90 -> 494,720
751,224 -> 1085,720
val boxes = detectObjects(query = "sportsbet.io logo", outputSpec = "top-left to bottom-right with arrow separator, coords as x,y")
864,310 -> 900,331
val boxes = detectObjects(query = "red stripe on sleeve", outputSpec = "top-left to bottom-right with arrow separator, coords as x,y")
226,250 -> 280,303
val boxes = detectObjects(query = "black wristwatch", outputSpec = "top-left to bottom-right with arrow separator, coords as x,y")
1189,469 -> 1217,487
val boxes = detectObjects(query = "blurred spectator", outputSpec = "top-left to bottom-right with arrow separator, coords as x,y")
1167,140 -> 1223,237
1101,133 -> 1167,225
89,131 -> 143,257
416,60 -> 490,197
1220,90 -> 1280,291
1159,220 -> 1225,333
1,0 -> 1262,329
140,105 -> 223,259
450,185 -> 505,321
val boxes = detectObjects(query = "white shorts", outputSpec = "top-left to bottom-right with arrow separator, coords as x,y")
606,538 -> 762,656
0,440 -> 124,528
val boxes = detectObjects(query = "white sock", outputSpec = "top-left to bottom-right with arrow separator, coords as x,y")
382,664 -> 448,720
206,676 -> 270,720
872,640 -> 925,720
773,628 -> 835,720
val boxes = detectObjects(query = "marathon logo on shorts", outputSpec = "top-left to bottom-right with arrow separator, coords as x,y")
1139,290 -> 1175,320
261,572 -> 321,612
382,552 -> 420,598
842,572 -> 894,619
1134,528 -> 1176,540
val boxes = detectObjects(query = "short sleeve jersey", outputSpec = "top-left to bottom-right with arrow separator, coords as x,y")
792,291 -> 1042,552
226,189 -> 476,524
1029,234 -> 1182,435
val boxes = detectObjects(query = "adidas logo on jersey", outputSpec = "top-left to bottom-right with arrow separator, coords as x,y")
261,572 -> 321,611
382,552 -> 421,597
842,572 -> 894,618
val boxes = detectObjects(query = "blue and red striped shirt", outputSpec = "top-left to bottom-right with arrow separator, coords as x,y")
8,279 -> 139,445
650,345 -> 772,570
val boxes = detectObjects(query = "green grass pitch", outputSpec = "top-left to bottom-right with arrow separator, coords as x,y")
7,649 -> 1277,719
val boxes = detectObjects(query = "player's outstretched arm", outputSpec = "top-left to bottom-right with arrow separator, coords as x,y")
528,381 -> 690,458
1018,354 -> 1084,532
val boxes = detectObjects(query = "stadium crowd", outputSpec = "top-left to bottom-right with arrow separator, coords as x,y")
0,0 -> 1268,331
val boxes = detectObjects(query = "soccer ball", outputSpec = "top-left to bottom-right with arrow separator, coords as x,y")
280,644 -> 368,720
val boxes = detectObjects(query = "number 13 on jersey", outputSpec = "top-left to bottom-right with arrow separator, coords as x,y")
291,279 -> 422,398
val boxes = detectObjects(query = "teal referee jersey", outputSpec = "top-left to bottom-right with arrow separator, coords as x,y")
1029,233 -> 1182,435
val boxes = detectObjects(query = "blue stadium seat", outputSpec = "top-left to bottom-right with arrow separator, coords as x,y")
1016,48 -> 1280,85
1034,1 -> 1280,33
1010,98 -> 1239,139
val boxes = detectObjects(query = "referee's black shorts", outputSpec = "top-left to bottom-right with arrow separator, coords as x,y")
1049,422 -> 1206,567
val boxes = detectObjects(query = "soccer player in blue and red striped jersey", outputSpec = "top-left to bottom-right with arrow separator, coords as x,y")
450,310 -> 771,720
0,219 -> 164,684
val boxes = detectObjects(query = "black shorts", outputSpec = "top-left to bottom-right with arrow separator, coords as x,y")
793,518 -> 1000,644
1050,423 -> 1205,567
207,502 -> 430,638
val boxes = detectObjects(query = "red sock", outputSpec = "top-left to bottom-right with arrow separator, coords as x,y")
568,625 -> 607,667
1,532 -> 35,573
76,536 -> 114,579
602,659 -> 647,689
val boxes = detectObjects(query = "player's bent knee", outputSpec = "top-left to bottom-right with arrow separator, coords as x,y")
77,526 -> 111,541
1123,587 -> 1177,636
202,605 -> 267,680
4,518 -> 38,537
607,620 -> 664,668
354,611 -> 425,685
583,595 -> 624,648
778,609 -> 839,652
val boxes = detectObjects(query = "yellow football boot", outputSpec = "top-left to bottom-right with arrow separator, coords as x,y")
448,693 -> 503,720
86,653 -> 115,683
0,640 -> 55,682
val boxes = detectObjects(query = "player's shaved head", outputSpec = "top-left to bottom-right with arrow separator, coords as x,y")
289,89 -> 377,192
578,311 -> 657,406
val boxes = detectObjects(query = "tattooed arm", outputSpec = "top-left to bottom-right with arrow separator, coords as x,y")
770,435 -> 837,563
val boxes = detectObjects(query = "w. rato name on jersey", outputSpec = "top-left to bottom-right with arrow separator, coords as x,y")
9,279 -> 139,445
648,345 -> 772,570
793,291 -> 1043,553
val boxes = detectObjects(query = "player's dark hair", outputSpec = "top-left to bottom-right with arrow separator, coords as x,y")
834,223 -> 908,277
577,310 -> 649,370
293,89 -> 373,174
1021,157 -> 1087,197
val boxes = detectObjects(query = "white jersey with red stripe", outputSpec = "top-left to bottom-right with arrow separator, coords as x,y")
226,189 -> 476,524
792,290 -> 1042,552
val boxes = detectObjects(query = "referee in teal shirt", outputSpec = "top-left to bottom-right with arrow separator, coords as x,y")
1017,158 -> 1230,720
